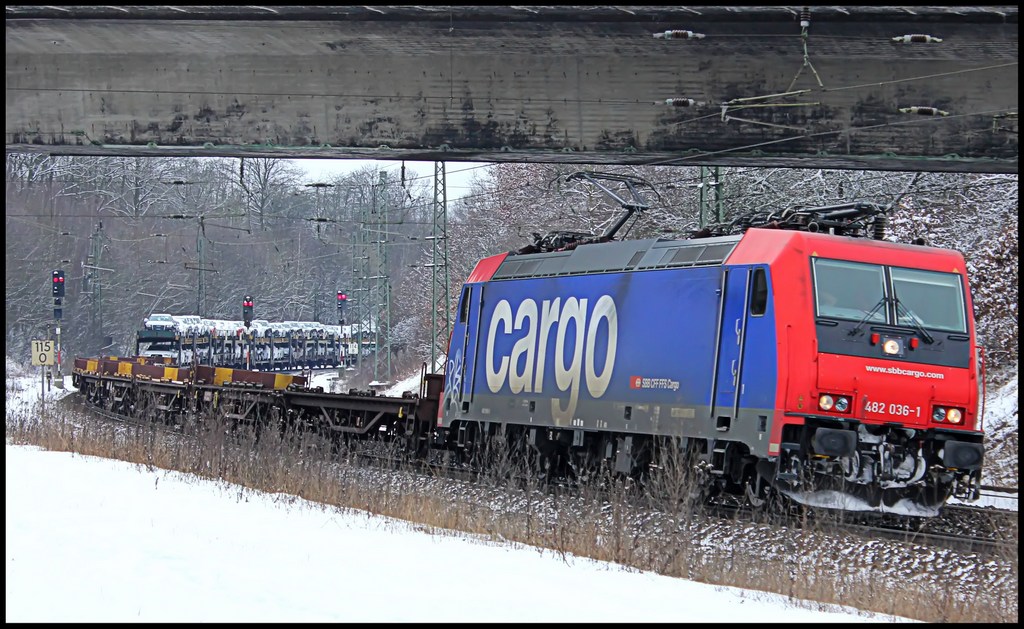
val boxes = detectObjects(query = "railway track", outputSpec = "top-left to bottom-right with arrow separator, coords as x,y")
834,514 -> 1015,556
701,494 -> 1016,556
978,485 -> 1019,501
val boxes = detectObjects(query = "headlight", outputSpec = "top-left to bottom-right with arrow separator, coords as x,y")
882,338 -> 903,355
932,406 -> 965,425
818,393 -> 851,413
818,394 -> 834,411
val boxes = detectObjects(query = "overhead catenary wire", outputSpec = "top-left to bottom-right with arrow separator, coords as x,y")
10,178 -> 1014,230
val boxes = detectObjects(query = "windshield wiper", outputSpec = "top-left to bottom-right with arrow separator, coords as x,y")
848,296 -> 888,338
893,295 -> 935,345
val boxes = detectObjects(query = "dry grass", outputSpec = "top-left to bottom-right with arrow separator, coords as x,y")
5,393 -> 1018,623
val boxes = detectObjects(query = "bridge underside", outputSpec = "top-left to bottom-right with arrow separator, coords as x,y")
5,6 -> 1019,173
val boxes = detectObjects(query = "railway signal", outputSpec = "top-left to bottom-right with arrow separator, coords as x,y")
51,269 -> 65,297
337,290 -> 347,325
242,295 -> 254,328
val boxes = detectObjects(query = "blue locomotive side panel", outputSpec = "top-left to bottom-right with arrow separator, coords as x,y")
443,265 -> 778,436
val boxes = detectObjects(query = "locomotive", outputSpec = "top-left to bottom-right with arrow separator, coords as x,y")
437,176 -> 985,515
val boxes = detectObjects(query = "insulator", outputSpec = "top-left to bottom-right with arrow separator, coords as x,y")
653,30 -> 705,40
899,106 -> 949,117
799,7 -> 810,29
664,98 -> 697,107
872,214 -> 887,240
892,34 -> 943,44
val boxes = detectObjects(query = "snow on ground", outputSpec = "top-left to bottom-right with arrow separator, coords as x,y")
982,368 -> 1018,447
382,368 -> 428,397
5,445 -> 913,623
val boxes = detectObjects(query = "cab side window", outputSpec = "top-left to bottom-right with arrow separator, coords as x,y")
458,287 -> 471,324
750,268 -> 768,316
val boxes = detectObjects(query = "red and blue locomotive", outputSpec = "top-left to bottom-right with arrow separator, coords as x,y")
438,193 -> 984,515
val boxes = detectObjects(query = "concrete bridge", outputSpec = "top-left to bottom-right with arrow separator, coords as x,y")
5,6 -> 1018,173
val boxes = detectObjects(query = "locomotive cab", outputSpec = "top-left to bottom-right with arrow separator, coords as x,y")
738,230 -> 985,514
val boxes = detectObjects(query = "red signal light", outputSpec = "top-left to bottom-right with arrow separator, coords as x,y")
52,270 -> 66,296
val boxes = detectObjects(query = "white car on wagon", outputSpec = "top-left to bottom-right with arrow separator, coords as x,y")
144,313 -> 176,331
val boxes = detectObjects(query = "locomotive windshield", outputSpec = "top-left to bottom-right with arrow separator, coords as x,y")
813,259 -> 886,322
890,267 -> 967,333
812,258 -> 967,333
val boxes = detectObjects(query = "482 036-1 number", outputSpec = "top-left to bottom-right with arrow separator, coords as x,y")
864,401 -> 920,417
